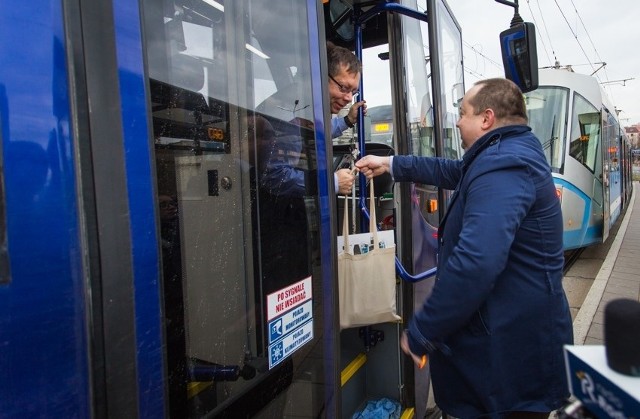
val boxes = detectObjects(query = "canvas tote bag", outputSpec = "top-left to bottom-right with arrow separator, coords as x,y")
337,179 -> 401,329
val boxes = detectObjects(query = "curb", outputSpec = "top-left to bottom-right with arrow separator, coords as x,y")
572,186 -> 636,344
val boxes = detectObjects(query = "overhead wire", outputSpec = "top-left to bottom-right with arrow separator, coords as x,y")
567,0 -> 610,82
463,65 -> 485,82
557,0 -> 622,108
457,0 -> 630,121
533,0 -> 559,66
525,0 -> 552,65
551,0 -> 599,78
459,0 -> 619,101
461,40 -> 502,81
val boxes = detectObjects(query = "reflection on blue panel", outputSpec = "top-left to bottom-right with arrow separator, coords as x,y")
0,4 -> 89,418
112,1 -> 165,417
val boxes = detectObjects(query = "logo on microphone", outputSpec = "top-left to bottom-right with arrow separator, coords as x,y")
576,370 -> 626,419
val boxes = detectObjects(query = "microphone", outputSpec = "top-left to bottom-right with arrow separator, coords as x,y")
604,298 -> 640,376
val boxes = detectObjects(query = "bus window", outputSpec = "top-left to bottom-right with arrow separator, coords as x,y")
402,0 -> 463,252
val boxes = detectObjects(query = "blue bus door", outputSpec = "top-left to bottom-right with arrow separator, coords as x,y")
140,0 -> 341,417
1,0 -> 341,417
0,2 -> 93,417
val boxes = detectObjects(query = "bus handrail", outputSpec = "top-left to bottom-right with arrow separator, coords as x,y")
350,1 -> 435,284
359,203 -> 437,283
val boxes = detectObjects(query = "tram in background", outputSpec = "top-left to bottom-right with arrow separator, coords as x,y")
526,68 -> 633,250
0,0 -> 532,417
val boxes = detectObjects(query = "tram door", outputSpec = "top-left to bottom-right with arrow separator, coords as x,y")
142,0 -> 337,417
575,106 -> 605,240
602,110 -> 620,241
148,13 -> 249,370
600,110 -> 611,241
396,1 -> 463,416
332,1 -> 463,416
145,0 -> 251,407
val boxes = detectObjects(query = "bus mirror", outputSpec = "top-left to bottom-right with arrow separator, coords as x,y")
499,22 -> 538,93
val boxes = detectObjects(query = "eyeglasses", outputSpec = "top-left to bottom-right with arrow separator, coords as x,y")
329,75 -> 359,96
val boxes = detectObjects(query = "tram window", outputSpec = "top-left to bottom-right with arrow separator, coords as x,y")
605,113 -> 621,172
569,93 -> 600,172
526,86 -> 568,173
252,43 -> 277,106
145,2 -> 229,154
436,0 -> 464,159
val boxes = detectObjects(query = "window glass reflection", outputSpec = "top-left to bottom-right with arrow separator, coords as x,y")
142,0 -> 325,416
437,0 -> 463,160
570,93 -> 600,172
526,87 -> 568,173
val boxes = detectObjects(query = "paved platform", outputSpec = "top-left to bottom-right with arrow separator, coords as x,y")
570,183 -> 640,345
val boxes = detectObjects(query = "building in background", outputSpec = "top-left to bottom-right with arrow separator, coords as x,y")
625,124 -> 639,149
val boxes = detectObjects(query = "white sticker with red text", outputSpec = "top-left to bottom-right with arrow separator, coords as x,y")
266,276 -> 312,321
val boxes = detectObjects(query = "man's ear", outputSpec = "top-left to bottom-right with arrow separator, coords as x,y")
481,108 -> 495,130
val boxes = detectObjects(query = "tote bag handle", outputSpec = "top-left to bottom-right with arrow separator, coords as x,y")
342,180 -> 377,252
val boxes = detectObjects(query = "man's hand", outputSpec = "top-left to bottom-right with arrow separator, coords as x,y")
354,155 -> 390,179
335,168 -> 356,195
401,331 -> 428,369
346,101 -> 367,126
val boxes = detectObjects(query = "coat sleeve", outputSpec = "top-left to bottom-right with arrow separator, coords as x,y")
407,159 -> 536,355
392,155 -> 462,189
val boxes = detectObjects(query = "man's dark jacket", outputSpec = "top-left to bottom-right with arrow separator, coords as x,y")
397,125 -> 573,418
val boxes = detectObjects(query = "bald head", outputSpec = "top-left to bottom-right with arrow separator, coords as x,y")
468,78 -> 528,127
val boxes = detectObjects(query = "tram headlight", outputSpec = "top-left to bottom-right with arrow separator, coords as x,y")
556,187 -> 563,203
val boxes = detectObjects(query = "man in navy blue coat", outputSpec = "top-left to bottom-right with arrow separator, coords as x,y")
356,78 -> 573,418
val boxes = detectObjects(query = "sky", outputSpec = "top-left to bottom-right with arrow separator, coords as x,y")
448,0 -> 640,126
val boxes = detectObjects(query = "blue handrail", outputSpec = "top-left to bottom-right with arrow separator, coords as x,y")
359,203 -> 436,283
351,2 -> 436,283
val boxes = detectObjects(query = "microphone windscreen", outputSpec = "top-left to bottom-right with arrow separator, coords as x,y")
604,298 -> 640,376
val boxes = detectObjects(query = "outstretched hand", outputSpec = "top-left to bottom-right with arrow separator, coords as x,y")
354,155 -> 390,179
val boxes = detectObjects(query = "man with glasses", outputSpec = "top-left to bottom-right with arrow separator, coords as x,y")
327,42 -> 367,139
253,43 -> 368,293
255,42 -> 365,194
327,41 -> 367,192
